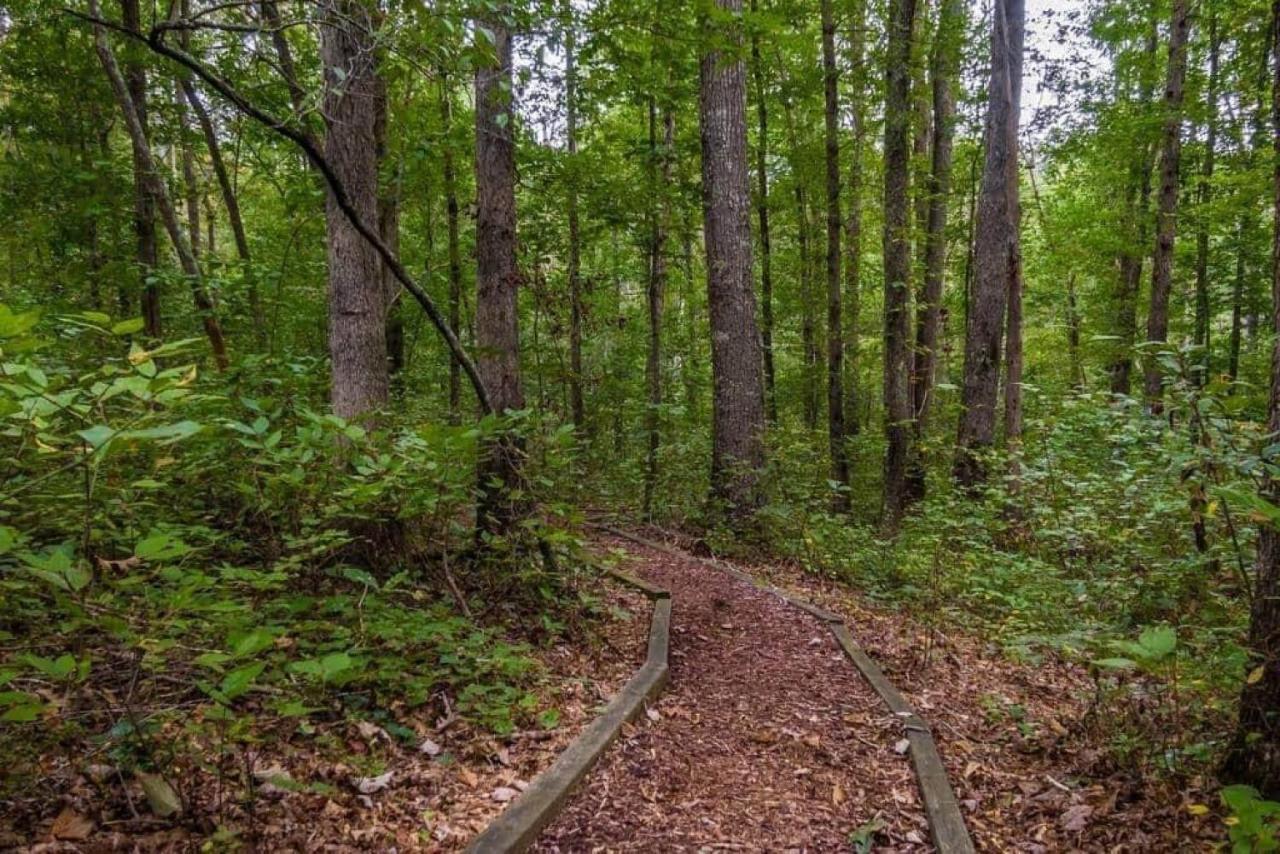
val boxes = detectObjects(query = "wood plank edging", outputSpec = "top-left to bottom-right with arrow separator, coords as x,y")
592,523 -> 975,854
464,572 -> 672,853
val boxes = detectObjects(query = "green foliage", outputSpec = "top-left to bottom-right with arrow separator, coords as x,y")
1222,785 -> 1280,853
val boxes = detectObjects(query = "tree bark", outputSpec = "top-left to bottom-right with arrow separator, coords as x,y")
644,106 -> 673,519
1193,10 -> 1220,384
374,73 -> 405,392
1142,0 -> 1191,412
1230,214 -> 1249,383
700,0 -> 767,519
882,0 -> 919,526
564,2 -> 585,433
750,0 -> 777,424
474,6 -> 526,534
907,0 -> 960,500
844,0 -> 867,438
1225,0 -> 1280,799
119,0 -> 160,338
92,1 -> 228,370
180,79 -> 263,346
320,0 -> 387,420
821,0 -> 848,509
954,0 -> 1022,488
1109,14 -> 1159,397
441,77 -> 465,423
782,95 -> 819,431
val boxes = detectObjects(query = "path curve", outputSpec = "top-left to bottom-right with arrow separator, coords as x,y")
534,535 -> 930,851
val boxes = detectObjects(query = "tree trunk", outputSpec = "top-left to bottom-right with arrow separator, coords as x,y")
1225,0 -> 1280,799
92,1 -> 228,370
844,0 -> 867,439
174,80 -> 201,261
700,0 -> 767,519
1142,0 -> 1191,412
750,0 -> 777,424
180,79 -> 263,346
781,95 -> 819,431
320,0 -> 387,420
907,0 -> 960,500
1109,16 -> 1159,397
373,73 -> 405,392
882,0 -> 918,526
644,106 -> 673,519
119,0 -> 160,338
564,3 -> 585,433
954,0 -> 1022,488
441,77 -> 464,423
821,0 -> 848,510
1230,213 -> 1249,383
474,6 -> 526,534
1193,11 -> 1220,385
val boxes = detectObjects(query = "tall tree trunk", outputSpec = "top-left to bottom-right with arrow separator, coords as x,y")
1230,213 -> 1250,383
93,6 -> 228,369
700,0 -> 767,519
474,6 -> 526,533
1142,0 -> 1191,412
644,106 -> 673,519
564,2 -> 585,433
782,96 -> 819,430
907,0 -> 960,500
180,79 -> 263,346
882,0 -> 918,526
844,0 -> 867,439
1002,4 -> 1026,481
320,0 -> 387,419
821,0 -> 848,509
374,73 -> 405,392
119,0 -> 160,338
1109,16 -> 1159,397
1193,10 -> 1220,385
750,0 -> 777,424
1225,0 -> 1280,799
954,0 -> 1023,488
441,77 -> 465,423
174,80 -> 201,261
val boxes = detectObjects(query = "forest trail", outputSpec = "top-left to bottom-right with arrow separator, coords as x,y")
534,534 -> 931,851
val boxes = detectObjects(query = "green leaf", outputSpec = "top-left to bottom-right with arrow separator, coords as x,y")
111,317 -> 146,336
1137,626 -> 1176,659
134,533 -> 192,562
1091,657 -> 1137,670
76,424 -> 116,448
220,662 -> 265,700
120,420 -> 203,445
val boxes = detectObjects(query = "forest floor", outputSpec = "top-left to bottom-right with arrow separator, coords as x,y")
538,532 -> 929,851
587,525 -> 1229,852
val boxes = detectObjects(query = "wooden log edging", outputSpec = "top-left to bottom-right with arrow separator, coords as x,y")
595,523 -> 975,854
465,572 -> 671,854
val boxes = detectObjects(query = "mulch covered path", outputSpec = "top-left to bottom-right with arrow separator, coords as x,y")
535,535 -> 931,852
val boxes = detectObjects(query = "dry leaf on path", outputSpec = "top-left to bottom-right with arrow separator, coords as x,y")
50,807 -> 93,841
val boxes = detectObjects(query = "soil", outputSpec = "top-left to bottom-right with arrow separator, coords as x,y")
535,534 -> 931,852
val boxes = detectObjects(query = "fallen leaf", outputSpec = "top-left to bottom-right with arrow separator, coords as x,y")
458,768 -> 479,788
353,771 -> 394,794
894,738 -> 911,755
1061,803 -> 1092,833
357,721 -> 390,743
50,807 -> 93,841
491,786 -> 520,802
645,707 -> 660,722
419,738 -> 443,757
1186,803 -> 1210,816
832,783 -> 846,805
138,773 -> 182,818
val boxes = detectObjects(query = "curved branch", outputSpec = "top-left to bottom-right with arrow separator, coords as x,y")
68,4 -> 493,415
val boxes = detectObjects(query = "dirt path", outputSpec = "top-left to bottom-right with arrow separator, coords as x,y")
535,535 -> 930,851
